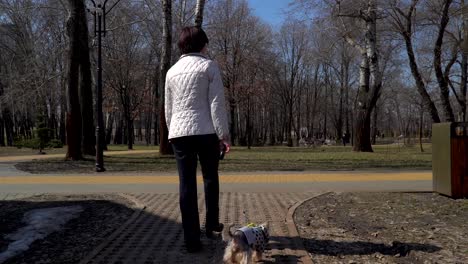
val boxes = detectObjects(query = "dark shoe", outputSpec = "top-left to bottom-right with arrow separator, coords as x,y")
206,223 -> 224,238
186,241 -> 203,253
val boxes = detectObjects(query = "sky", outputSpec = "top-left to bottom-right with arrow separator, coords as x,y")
247,0 -> 293,27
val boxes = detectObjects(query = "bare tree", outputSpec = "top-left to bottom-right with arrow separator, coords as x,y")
276,20 -> 310,146
105,11 -> 148,150
433,0 -> 455,121
159,0 -> 173,155
65,0 -> 85,160
335,0 -> 383,152
207,0 -> 274,145
79,1 -> 95,155
388,0 -> 441,123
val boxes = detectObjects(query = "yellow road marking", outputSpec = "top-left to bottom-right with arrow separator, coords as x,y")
0,172 -> 431,184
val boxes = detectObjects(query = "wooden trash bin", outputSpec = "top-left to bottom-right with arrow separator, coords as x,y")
432,122 -> 468,199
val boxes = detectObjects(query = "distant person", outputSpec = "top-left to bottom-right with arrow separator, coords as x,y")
342,132 -> 350,147
165,26 -> 230,253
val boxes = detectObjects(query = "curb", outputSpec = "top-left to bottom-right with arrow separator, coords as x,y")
79,193 -> 146,264
286,192 -> 332,264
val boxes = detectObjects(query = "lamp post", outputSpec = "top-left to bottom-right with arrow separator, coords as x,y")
89,0 -> 120,172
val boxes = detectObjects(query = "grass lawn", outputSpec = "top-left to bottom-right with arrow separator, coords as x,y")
14,143 -> 432,174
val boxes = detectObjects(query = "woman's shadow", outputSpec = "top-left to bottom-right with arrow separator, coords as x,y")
261,235 -> 441,264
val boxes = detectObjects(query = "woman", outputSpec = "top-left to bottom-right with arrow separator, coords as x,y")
165,26 -> 230,253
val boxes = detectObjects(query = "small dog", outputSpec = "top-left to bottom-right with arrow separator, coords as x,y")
223,222 -> 270,264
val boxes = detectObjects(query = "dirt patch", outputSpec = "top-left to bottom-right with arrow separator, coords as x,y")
294,192 -> 468,263
0,194 -> 135,264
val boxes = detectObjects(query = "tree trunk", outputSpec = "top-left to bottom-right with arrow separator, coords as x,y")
419,108 -> 424,152
246,97 -> 251,149
145,111 -> 152,145
127,116 -> 133,150
138,113 -> 143,142
153,111 -> 159,146
353,53 -> 372,151
194,0 -> 206,28
352,0 -> 382,152
153,75 -> 159,146
323,79 -> 328,140
230,102 -> 236,145
80,53 -> 96,153
371,104 -> 378,145
79,6 -> 96,156
287,99 -> 293,147
354,108 -> 372,152
0,117 -> 5,147
434,0 -> 455,122
65,0 -> 87,160
403,37 -> 441,123
105,112 -> 114,145
461,0 -> 468,121
311,66 -> 320,139
4,109 -> 13,146
159,0 -> 173,155
268,104 -> 275,145
60,105 -> 66,144
337,49 -> 346,141
393,1 -> 441,123
296,83 -> 302,146
114,117 -> 123,145
460,49 -> 468,122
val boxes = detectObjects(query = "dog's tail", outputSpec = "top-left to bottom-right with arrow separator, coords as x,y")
222,223 -> 235,242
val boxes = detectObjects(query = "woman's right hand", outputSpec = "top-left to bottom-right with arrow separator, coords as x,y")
220,140 -> 230,154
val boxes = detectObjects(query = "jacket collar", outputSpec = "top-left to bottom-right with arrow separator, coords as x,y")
180,53 -> 209,59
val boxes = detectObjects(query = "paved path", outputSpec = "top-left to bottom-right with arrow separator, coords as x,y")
0,171 -> 432,193
0,152 -> 432,193
80,192 -> 315,264
0,153 -> 434,263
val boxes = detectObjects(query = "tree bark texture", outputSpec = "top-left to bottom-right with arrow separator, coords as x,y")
392,0 -> 441,123
194,0 -> 206,28
78,2 -> 96,156
461,0 -> 468,121
65,0 -> 84,160
433,0 -> 455,122
159,0 -> 173,155
105,112 -> 114,145
352,0 -> 382,152
461,53 -> 467,122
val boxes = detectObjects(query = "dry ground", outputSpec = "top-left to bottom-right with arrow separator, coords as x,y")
294,192 -> 468,263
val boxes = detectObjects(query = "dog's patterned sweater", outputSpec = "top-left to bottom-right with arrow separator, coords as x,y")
237,226 -> 269,252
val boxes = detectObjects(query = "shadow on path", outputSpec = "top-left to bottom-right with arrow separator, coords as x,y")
0,196 -> 134,264
263,235 -> 441,263
303,239 -> 441,256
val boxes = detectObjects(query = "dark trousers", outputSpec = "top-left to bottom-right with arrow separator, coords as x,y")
171,134 -> 220,244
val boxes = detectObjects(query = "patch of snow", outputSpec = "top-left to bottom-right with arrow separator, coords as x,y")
0,205 -> 84,263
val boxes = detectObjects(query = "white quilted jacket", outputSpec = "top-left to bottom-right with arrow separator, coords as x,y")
165,53 -> 229,140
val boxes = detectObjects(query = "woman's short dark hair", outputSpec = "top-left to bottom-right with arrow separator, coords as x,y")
178,26 -> 209,54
